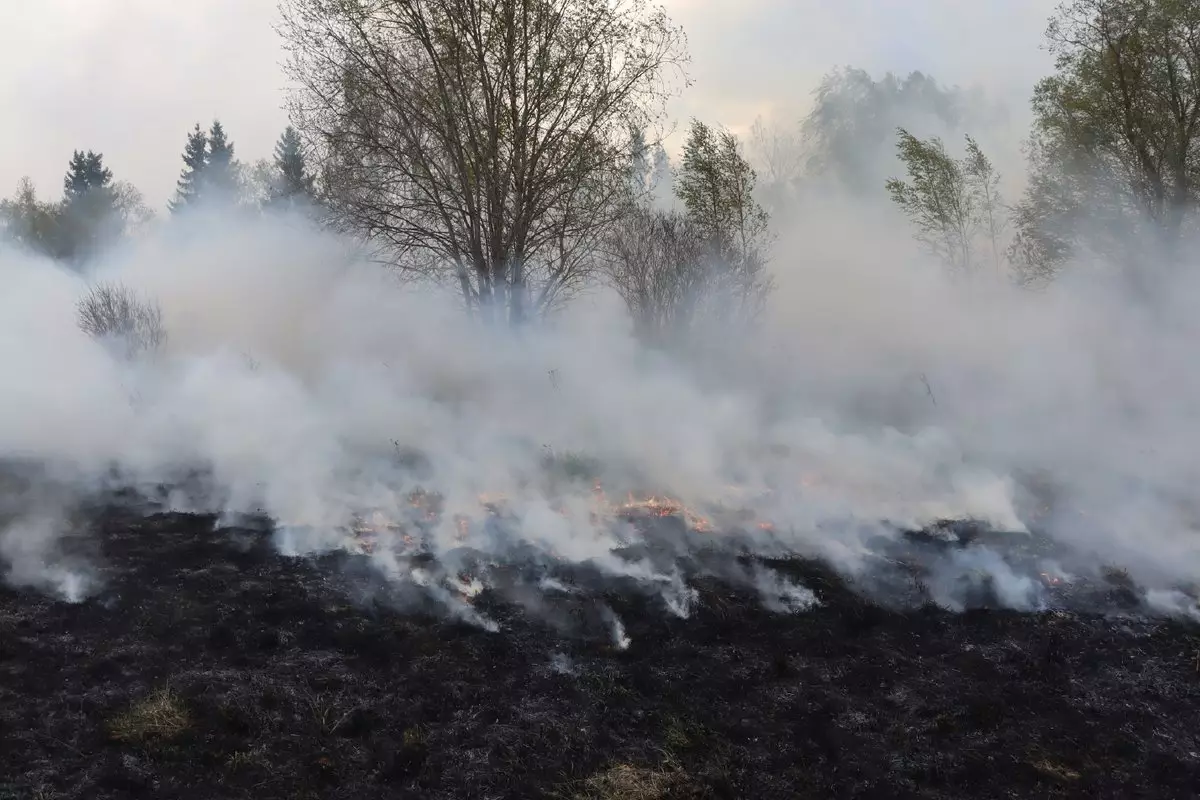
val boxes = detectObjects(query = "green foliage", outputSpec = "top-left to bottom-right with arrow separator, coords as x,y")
886,128 -> 1005,274
1013,0 -> 1200,278
1,150 -> 142,265
602,119 -> 773,343
62,150 -> 112,201
676,119 -> 769,256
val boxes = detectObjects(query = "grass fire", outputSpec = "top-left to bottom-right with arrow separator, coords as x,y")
4,0 -> 1200,797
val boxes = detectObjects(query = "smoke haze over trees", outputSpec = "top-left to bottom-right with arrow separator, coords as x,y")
4,0 -> 1200,637
8,0 -> 1192,294
278,0 -> 689,324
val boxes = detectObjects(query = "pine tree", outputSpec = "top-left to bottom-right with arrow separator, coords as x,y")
63,150 -> 113,201
268,125 -> 316,208
60,150 -> 121,263
170,124 -> 208,212
204,120 -> 238,201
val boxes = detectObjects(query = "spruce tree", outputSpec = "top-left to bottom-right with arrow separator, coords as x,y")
63,150 -> 113,200
204,120 -> 238,200
268,125 -> 316,208
60,150 -> 121,262
170,124 -> 208,212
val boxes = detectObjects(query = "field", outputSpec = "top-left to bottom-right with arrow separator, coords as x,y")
2,492 -> 1199,799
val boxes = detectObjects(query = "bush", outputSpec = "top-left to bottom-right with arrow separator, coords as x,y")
76,282 -> 166,359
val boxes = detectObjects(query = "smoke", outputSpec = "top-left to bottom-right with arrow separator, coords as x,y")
0,202 -> 1197,628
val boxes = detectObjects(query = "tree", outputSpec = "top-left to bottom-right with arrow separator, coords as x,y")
62,150 -> 113,201
963,136 -> 1006,272
602,207 -> 715,344
237,158 -> 282,210
886,129 -> 1006,274
0,178 -> 63,258
170,124 -> 208,212
676,120 -> 770,259
204,120 -> 239,201
59,150 -> 122,262
627,125 -> 652,200
268,125 -> 317,208
747,115 -> 803,211
672,119 -> 773,323
648,143 -> 673,207
111,181 -> 155,235
1011,0 -> 1200,280
169,120 -> 245,211
280,0 -> 689,324
76,282 -> 167,361
802,68 -> 976,194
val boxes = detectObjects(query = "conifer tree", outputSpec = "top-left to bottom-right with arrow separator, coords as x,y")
63,150 -> 113,201
204,120 -> 238,200
268,125 -> 316,207
170,124 -> 208,212
60,150 -> 121,262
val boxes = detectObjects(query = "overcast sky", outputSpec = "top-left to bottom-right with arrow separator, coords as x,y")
0,0 -> 1055,210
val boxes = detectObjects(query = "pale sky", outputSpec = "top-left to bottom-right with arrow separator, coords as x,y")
0,0 -> 1055,210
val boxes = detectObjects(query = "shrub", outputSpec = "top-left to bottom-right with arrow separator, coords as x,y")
76,281 -> 167,359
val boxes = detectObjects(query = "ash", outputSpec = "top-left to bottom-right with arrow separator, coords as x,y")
0,502 -> 1198,799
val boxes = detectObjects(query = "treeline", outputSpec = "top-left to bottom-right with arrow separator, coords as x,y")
0,122 -> 319,267
758,0 -> 1200,288
8,0 -> 1196,338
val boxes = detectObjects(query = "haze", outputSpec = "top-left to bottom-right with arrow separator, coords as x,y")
0,0 -> 1054,208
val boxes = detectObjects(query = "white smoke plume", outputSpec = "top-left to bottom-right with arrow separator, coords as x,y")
0,203 -> 1197,625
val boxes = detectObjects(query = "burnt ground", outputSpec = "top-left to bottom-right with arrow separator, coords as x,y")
1,503 -> 1199,800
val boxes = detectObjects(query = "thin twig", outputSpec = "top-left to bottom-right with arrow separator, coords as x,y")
919,372 -> 937,407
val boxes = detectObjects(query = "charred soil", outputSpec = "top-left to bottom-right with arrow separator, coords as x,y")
1,505 -> 1199,799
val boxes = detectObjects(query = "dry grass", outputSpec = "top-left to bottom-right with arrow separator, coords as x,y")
1030,758 -> 1081,782
109,687 -> 190,742
571,759 -> 697,800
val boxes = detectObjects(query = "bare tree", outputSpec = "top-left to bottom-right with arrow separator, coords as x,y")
603,207 -> 708,343
603,205 -> 771,345
111,181 -> 155,236
279,0 -> 689,324
747,116 -> 803,210
76,283 -> 167,360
